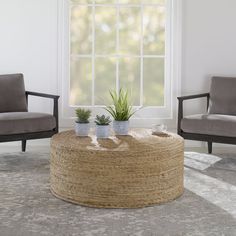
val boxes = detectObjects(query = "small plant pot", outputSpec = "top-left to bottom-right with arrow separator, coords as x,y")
96,125 -> 110,139
113,120 -> 129,135
75,122 -> 90,137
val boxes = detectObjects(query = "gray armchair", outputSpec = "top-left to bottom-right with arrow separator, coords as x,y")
177,76 -> 236,154
0,74 -> 59,152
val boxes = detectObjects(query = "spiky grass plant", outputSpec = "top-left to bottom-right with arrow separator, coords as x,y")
105,88 -> 135,121
75,108 -> 91,123
95,115 -> 111,126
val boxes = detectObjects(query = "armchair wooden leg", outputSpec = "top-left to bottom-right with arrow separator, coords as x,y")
22,140 -> 27,152
208,142 -> 212,154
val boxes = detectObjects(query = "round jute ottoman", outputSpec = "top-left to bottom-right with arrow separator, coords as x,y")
50,129 -> 184,208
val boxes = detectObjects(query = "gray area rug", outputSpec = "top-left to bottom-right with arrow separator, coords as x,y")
0,151 -> 236,236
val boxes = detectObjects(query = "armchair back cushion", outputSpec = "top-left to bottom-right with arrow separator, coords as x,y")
0,74 -> 28,113
209,76 -> 236,115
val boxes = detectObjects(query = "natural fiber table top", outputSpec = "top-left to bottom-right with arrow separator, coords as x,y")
51,129 -> 183,153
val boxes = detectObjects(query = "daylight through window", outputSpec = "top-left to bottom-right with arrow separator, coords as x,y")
70,0 -> 166,107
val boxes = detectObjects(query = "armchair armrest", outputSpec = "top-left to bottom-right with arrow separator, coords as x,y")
25,91 -> 60,99
25,91 -> 60,133
177,93 -> 210,101
177,93 -> 210,134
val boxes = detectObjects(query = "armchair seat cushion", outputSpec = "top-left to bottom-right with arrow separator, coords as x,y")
181,114 -> 236,137
0,112 -> 56,135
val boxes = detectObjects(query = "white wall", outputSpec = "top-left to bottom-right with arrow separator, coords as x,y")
0,0 -> 58,113
182,0 -> 236,115
1,0 -> 236,128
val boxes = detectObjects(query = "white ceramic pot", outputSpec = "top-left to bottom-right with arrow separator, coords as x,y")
75,123 -> 90,136
113,120 -> 129,135
96,125 -> 110,139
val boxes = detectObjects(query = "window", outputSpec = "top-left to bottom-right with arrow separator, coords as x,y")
60,0 -> 179,122
70,0 -> 167,108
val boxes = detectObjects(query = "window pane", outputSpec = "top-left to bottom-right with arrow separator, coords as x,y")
95,7 -> 116,55
70,58 -> 92,105
71,6 -> 92,55
70,0 -> 93,4
119,0 -> 140,3
119,58 -> 140,106
119,0 -> 166,4
143,7 -> 165,55
141,0 -> 165,4
95,58 -> 116,105
119,7 -> 141,55
95,0 -> 116,3
143,58 -> 164,106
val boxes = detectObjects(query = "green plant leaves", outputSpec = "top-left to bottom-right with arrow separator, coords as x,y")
75,108 -> 91,123
95,114 -> 111,125
105,88 -> 136,121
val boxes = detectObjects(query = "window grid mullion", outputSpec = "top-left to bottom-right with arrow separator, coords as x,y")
140,4 -> 144,107
91,1 -> 95,106
71,55 -> 165,58
116,4 -> 120,94
71,3 -> 166,8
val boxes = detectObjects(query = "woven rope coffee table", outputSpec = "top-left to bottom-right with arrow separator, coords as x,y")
50,129 -> 184,208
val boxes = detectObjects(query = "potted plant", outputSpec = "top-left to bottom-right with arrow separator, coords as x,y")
95,115 -> 112,139
105,88 -> 136,135
75,108 -> 91,136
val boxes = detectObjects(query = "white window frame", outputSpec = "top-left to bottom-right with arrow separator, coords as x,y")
57,0 -> 182,128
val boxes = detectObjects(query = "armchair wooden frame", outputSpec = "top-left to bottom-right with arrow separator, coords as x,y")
177,93 -> 236,154
0,91 -> 59,152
